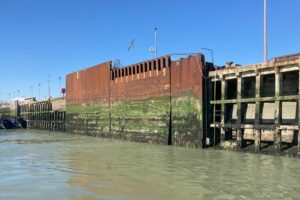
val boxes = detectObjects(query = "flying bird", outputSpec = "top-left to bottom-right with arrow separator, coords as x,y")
128,39 -> 135,51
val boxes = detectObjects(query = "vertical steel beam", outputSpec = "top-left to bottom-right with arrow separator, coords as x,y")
264,0 -> 268,62
220,76 -> 226,145
236,73 -> 243,150
274,67 -> 281,153
255,71 -> 261,152
208,78 -> 214,147
298,68 -> 300,154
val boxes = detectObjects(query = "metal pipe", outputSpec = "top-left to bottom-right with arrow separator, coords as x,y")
38,83 -> 41,100
58,76 -> 62,97
30,86 -> 33,97
264,0 -> 268,62
48,75 -> 51,98
154,27 -> 157,58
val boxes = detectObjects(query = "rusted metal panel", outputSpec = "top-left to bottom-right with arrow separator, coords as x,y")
66,61 -> 111,104
171,54 -> 206,148
66,72 -> 75,104
110,56 -> 171,144
110,56 -> 171,100
65,62 -> 112,136
84,62 -> 111,103
65,55 -> 208,147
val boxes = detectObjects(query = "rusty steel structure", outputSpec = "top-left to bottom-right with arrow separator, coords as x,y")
66,54 -> 211,148
15,51 -> 300,157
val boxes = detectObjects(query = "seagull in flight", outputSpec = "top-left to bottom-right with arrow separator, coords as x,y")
128,39 -> 135,51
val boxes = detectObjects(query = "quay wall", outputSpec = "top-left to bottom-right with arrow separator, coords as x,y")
110,57 -> 171,145
65,55 -> 208,147
208,53 -> 300,156
20,98 -> 66,132
66,62 -> 111,136
17,51 -> 300,157
0,106 -> 10,118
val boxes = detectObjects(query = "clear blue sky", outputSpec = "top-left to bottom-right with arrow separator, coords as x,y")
0,0 -> 299,100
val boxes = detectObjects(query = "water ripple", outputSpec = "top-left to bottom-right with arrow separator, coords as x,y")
0,130 -> 300,200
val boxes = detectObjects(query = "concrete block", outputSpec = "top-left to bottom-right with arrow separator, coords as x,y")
231,104 -> 237,120
281,101 -> 297,124
262,102 -> 275,124
243,129 -> 254,140
261,129 -> 274,141
244,103 -> 255,123
221,140 -> 237,150
281,130 -> 294,143
52,98 -> 66,111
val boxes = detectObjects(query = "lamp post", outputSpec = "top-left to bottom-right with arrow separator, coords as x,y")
264,0 -> 268,62
38,83 -> 41,100
30,85 -> 33,97
154,27 -> 158,58
58,76 -> 62,96
48,75 -> 51,99
201,48 -> 214,65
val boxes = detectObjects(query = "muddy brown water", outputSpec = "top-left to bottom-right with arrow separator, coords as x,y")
0,129 -> 299,200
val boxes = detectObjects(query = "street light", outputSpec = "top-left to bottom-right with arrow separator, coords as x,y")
38,83 -> 41,100
48,75 -> 51,98
264,0 -> 268,62
58,76 -> 62,96
149,47 -> 155,58
201,48 -> 214,65
30,85 -> 33,97
154,27 -> 158,58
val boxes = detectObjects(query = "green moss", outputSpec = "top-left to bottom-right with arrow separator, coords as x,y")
171,94 -> 202,148
66,94 -> 203,147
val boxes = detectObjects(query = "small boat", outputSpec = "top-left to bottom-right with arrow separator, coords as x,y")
1,119 -> 14,129
14,118 -> 27,129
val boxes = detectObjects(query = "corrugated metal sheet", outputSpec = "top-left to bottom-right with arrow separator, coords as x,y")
66,62 -> 111,104
65,55 -> 208,147
171,54 -> 206,148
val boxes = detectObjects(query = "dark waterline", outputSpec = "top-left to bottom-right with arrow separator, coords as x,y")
0,129 -> 299,200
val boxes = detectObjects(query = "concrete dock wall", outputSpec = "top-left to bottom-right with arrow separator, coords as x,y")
0,106 -> 10,118
20,98 -> 65,132
208,53 -> 300,156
